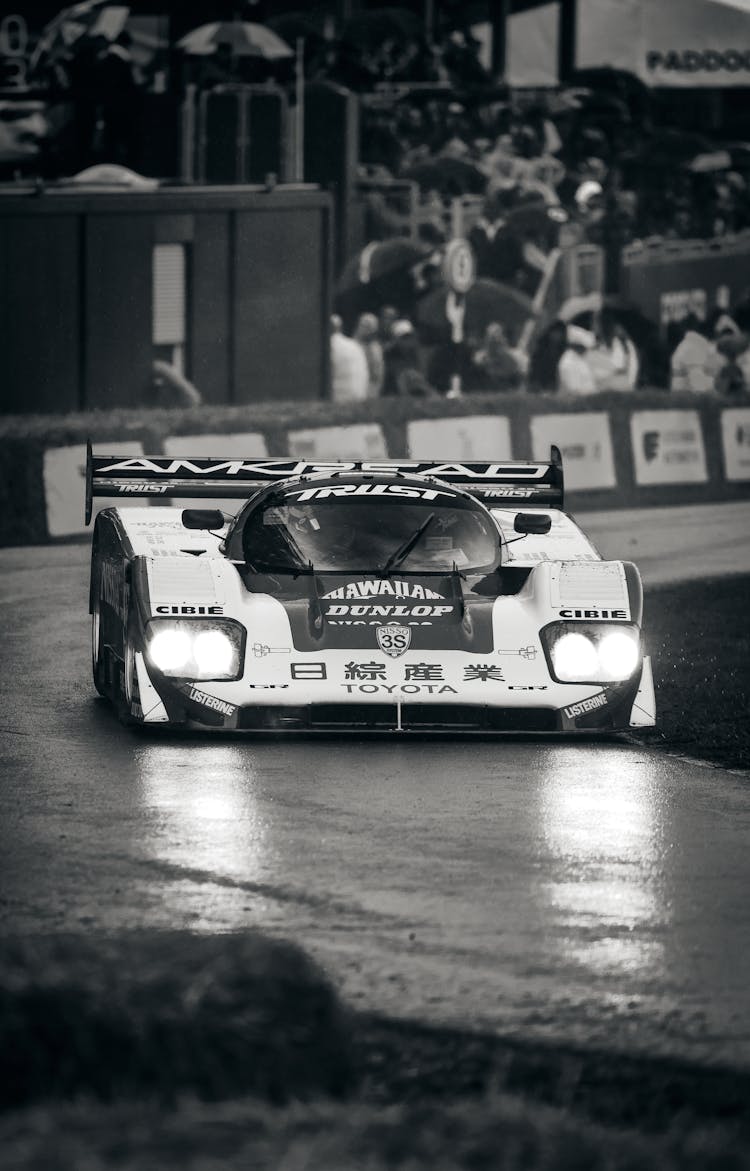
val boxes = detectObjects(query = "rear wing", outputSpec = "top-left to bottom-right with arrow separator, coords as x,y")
85,441 -> 564,523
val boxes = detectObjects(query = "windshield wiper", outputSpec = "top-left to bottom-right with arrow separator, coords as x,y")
380,512 -> 436,575
277,525 -> 309,572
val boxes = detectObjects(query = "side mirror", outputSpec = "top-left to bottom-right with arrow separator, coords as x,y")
514,512 -> 552,535
181,509 -> 225,530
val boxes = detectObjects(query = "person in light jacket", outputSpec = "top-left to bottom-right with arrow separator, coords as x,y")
330,315 -> 369,402
557,325 -> 597,395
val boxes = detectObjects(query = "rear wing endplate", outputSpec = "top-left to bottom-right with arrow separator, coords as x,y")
85,441 -> 564,524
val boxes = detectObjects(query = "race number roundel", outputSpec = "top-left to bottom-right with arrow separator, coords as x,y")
442,239 -> 476,295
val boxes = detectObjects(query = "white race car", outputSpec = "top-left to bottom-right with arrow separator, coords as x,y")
86,445 -> 656,733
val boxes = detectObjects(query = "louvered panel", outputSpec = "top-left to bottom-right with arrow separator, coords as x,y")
148,556 -> 218,604
557,562 -> 628,608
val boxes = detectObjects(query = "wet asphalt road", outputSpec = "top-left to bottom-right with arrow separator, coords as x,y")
1,521 -> 749,1072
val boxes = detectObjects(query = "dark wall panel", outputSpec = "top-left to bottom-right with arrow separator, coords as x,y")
190,214 -> 230,404
0,188 -> 331,414
0,215 -> 79,415
233,207 -> 327,402
84,215 -> 153,409
198,90 -> 287,185
304,83 -> 359,270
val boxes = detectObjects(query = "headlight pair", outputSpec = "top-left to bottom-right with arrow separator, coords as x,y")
145,619 -> 245,680
542,622 -> 641,684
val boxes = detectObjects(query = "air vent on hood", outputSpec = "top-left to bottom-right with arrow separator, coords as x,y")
555,561 -> 629,609
147,556 -> 221,604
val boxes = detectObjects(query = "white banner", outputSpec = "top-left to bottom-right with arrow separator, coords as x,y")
530,413 -> 616,490
497,0 -> 750,88
507,3 -> 559,87
720,407 -> 750,480
407,415 -> 511,460
44,442 -> 144,538
163,432 -> 268,515
630,410 -> 708,484
287,423 -> 387,460
578,0 -> 750,88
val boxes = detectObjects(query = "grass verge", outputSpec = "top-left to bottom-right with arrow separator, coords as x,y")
1,932 -> 749,1170
638,575 -> 750,771
0,932 -> 353,1111
2,1089 -> 748,1171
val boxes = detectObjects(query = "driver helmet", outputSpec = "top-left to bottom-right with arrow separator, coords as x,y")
286,505 -> 320,534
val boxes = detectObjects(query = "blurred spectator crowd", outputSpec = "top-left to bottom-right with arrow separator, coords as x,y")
8,4 -> 750,399
330,300 -> 750,402
318,18 -> 750,398
16,4 -> 750,246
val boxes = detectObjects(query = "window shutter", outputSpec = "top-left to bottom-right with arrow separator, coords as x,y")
152,244 -> 185,345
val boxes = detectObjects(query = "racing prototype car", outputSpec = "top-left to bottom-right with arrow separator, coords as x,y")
86,444 -> 656,733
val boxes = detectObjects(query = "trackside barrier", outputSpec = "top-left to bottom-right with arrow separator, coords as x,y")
1,393 -> 748,546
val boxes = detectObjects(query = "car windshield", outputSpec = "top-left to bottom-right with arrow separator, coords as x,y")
242,490 -> 499,574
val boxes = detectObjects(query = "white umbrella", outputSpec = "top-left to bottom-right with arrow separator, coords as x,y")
31,2 -> 128,67
177,21 -> 293,60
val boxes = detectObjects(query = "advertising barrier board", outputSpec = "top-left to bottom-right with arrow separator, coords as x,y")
530,413 -> 616,491
630,410 -> 708,485
288,423 -> 388,460
720,408 -> 750,482
163,432 -> 268,515
16,395 -> 750,548
43,442 -> 145,538
407,415 -> 512,460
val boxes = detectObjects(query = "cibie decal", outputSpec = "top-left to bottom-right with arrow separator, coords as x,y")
559,609 -> 627,619
376,623 -> 411,658
290,484 -> 454,501
156,605 -> 223,615
324,580 -> 444,601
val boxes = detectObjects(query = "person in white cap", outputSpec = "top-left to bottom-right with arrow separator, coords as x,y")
712,313 -> 750,395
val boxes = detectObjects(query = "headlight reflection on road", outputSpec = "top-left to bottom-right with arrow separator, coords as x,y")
134,743 -> 273,929
541,752 -> 665,979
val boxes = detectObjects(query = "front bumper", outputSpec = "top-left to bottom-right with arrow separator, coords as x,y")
129,650 -> 655,733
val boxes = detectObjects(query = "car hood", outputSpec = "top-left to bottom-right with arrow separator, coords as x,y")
247,571 -> 496,654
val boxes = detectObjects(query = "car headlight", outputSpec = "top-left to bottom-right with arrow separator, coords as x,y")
542,622 -> 641,683
145,620 -> 245,680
